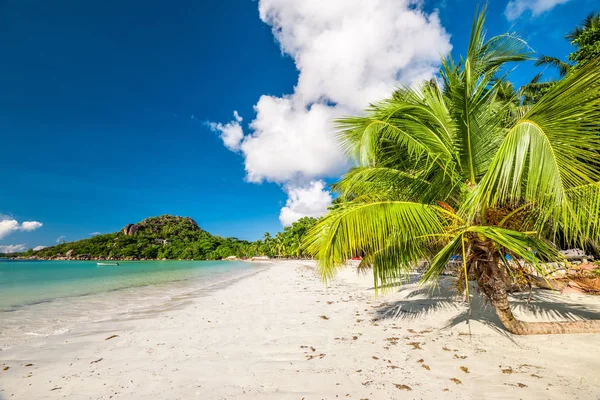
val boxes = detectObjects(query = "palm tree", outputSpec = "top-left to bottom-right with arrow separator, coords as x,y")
249,240 -> 262,257
567,11 -> 600,65
262,232 -> 274,256
306,8 -> 600,335
566,11 -> 600,43
281,235 -> 303,259
273,233 -> 286,257
533,56 -> 572,77
519,72 -> 554,105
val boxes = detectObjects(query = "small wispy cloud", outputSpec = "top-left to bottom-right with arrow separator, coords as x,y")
207,111 -> 244,152
33,245 -> 47,251
505,0 -> 571,21
0,244 -> 26,253
89,232 -> 102,236
56,236 -> 66,243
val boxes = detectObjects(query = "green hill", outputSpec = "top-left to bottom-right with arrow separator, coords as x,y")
16,215 -> 249,261
3,215 -> 318,261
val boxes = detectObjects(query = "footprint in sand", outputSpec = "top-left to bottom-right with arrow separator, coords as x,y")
406,341 -> 422,350
416,359 -> 430,370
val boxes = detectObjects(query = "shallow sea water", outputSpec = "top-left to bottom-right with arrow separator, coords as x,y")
0,259 -> 260,349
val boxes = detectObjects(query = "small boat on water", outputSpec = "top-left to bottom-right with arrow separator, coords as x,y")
97,262 -> 119,267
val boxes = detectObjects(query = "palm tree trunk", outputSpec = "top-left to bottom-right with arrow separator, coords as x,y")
490,277 -> 600,334
477,246 -> 600,335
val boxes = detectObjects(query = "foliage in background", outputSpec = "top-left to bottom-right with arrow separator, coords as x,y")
567,12 -> 600,65
522,11 -> 600,103
1,215 -> 317,260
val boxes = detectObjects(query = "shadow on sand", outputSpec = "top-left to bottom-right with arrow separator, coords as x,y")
373,276 -> 600,337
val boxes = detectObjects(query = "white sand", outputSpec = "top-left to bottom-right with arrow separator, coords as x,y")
2,260 -> 600,399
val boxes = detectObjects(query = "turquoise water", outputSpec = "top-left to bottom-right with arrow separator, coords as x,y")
0,259 -> 250,311
0,259 -> 258,348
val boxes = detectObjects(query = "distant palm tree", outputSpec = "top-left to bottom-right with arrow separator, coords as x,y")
250,240 -> 262,256
533,56 -> 572,77
274,233 -> 287,257
566,11 -> 600,42
307,8 -> 600,335
287,236 -> 301,259
522,11 -> 600,103
262,232 -> 275,256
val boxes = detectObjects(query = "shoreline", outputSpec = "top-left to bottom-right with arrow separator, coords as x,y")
0,261 -> 270,351
1,260 -> 600,399
3,256 -> 310,262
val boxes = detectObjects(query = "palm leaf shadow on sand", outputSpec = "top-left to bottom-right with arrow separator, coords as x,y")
373,276 -> 600,337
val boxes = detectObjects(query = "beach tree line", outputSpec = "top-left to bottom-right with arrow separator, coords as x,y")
7,215 -> 317,261
240,217 -> 318,259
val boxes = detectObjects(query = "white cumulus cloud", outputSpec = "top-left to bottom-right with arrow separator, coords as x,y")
279,181 -> 333,226
0,219 -> 20,239
242,99 -> 347,183
505,0 -> 571,20
0,217 -> 43,239
0,244 -> 26,253
33,245 -> 47,251
210,0 -> 451,225
20,221 -> 43,231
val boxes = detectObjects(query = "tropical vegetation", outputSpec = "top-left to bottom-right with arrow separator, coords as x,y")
523,11 -> 600,103
4,215 -> 317,261
306,7 -> 600,335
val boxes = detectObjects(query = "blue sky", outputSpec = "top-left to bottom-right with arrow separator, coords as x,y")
0,0 -> 597,250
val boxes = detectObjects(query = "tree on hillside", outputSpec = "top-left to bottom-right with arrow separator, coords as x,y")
307,7 -> 600,335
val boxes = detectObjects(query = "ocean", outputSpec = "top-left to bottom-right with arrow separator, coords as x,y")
0,259 -> 259,349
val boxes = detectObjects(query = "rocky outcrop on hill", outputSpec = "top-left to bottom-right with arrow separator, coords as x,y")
122,224 -> 141,236
14,215 -> 232,261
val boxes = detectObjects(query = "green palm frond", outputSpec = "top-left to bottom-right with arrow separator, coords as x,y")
559,182 -> 600,247
333,167 -> 430,201
421,233 -> 464,283
534,56 -> 572,77
468,226 -> 558,260
332,165 -> 465,205
305,201 -> 448,280
470,58 -> 600,238
361,238 -> 433,292
418,226 -> 561,286
439,6 -> 532,184
337,90 -> 456,164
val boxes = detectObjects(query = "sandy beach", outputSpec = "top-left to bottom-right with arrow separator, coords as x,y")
2,260 -> 600,399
